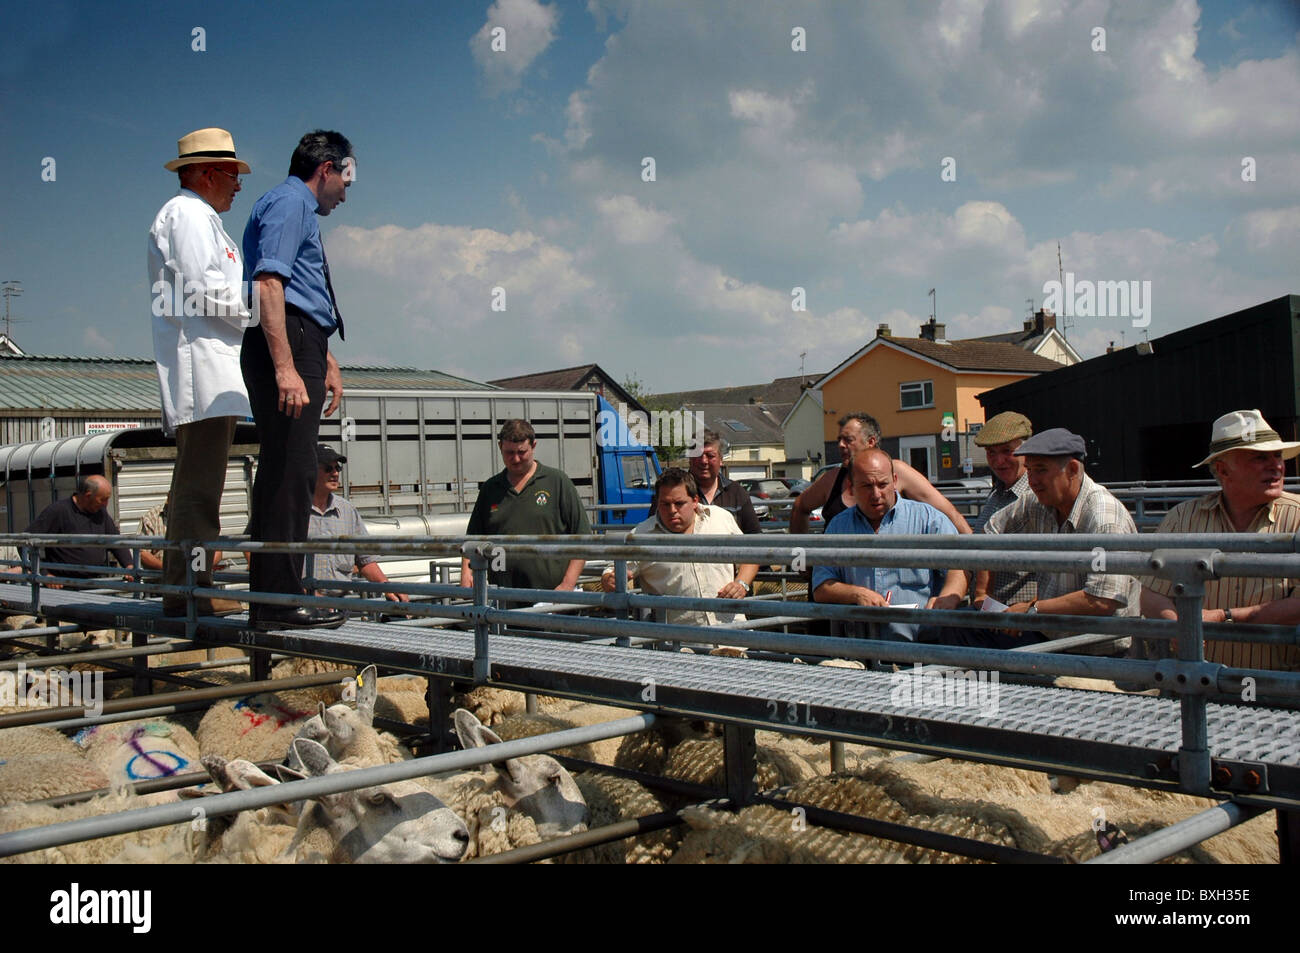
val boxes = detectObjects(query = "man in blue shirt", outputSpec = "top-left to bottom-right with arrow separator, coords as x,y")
812,448 -> 966,641
240,130 -> 354,630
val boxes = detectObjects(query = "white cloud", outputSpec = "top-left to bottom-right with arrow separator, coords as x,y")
471,0 -> 559,95
594,194 -> 675,244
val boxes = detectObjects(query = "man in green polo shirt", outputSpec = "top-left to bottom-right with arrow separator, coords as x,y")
460,418 -> 592,591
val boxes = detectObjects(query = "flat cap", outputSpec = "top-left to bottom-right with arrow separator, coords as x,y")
1014,427 -> 1086,460
975,412 -> 1032,447
316,444 -> 348,467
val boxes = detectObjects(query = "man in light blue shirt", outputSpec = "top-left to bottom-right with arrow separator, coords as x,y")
813,449 -> 966,640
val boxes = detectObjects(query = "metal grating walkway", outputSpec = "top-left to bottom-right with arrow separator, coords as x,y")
5,584 -> 1300,807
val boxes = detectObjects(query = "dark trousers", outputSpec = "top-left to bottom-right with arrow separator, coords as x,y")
241,307 -> 328,598
163,415 -> 238,606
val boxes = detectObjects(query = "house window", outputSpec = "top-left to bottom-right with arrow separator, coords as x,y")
749,450 -> 759,460
900,380 -> 934,410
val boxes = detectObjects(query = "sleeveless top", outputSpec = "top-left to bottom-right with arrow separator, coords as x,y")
822,466 -> 851,524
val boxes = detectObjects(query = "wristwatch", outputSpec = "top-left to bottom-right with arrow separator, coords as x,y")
1026,600 -> 1039,615
736,579 -> 751,594
1224,607 -> 1234,623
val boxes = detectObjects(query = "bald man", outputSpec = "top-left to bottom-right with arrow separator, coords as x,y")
792,412 -> 972,535
22,475 -> 134,578
812,449 -> 965,641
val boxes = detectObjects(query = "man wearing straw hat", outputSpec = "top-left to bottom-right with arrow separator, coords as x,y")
147,127 -> 251,617
1141,409 -> 1300,670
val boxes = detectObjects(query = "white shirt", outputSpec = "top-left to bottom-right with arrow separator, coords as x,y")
622,505 -> 747,627
148,189 -> 252,431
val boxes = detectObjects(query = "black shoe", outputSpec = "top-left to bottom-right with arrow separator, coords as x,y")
251,606 -> 346,631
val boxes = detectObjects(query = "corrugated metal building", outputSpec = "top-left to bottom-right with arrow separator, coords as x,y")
977,294 -> 1300,482
0,354 -> 494,445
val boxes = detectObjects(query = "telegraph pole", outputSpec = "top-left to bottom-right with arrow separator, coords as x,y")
1,280 -> 23,339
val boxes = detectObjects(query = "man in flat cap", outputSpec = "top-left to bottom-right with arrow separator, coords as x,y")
148,127 -> 251,617
925,427 -> 1140,648
971,412 -> 1035,610
1141,410 -> 1300,670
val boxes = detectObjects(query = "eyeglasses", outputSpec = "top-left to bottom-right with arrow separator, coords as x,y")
209,168 -> 243,184
321,464 -> 343,473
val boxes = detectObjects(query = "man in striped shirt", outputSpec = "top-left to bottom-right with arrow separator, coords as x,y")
1140,409 -> 1300,671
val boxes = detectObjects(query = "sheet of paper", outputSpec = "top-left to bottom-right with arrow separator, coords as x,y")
980,596 -> 1009,613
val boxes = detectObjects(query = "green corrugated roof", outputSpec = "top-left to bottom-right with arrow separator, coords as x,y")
0,355 -> 494,412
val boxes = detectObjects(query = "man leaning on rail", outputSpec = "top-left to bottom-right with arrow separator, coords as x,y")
812,448 -> 966,642
1139,409 -> 1300,670
924,428 -> 1140,649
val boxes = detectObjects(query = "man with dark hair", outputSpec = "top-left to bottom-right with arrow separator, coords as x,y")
239,130 -> 355,630
602,467 -> 757,627
21,475 -> 134,580
461,419 -> 592,592
687,429 -> 762,538
149,127 -> 250,617
791,412 -> 972,535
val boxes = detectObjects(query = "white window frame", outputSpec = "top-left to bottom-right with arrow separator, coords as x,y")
898,435 -> 935,480
899,380 -> 934,411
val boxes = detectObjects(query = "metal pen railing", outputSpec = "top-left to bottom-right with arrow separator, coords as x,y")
4,529 -> 1299,799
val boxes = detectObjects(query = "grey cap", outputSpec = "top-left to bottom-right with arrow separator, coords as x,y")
1014,427 -> 1086,460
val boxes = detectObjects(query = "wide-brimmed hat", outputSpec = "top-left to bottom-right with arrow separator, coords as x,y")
164,128 -> 250,174
1193,410 -> 1300,468
975,412 -> 1032,447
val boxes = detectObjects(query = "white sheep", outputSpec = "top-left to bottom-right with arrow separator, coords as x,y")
284,737 -> 470,863
196,683 -> 340,763
72,719 -> 201,789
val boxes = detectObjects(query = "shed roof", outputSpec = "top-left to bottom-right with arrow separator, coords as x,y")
0,354 -> 494,413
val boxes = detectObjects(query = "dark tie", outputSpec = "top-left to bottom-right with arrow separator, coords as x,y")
322,250 -> 345,341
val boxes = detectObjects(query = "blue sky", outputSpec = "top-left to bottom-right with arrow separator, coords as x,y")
2,0 -> 1298,391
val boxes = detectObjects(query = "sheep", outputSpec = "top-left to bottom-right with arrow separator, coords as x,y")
610,718 -> 816,799
490,701 -> 641,766
668,758 -> 1281,864
284,738 -> 470,863
449,684 -> 527,726
0,725 -> 113,805
668,773 -> 1053,864
0,790 -> 198,865
73,719 -> 201,788
0,753 -> 112,806
281,672 -> 588,860
195,684 -> 337,763
557,772 -> 683,865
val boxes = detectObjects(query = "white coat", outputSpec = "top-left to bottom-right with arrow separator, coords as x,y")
148,189 -> 254,432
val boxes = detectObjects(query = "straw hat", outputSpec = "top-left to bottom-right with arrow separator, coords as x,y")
164,127 -> 250,174
1193,410 -> 1300,468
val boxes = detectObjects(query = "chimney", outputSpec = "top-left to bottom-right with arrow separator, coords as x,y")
919,319 -> 946,342
1106,340 -> 1120,353
876,323 -> 892,338
1025,308 -> 1056,335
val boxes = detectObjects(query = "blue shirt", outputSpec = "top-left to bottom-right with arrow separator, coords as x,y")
812,497 -> 958,641
242,177 -> 337,333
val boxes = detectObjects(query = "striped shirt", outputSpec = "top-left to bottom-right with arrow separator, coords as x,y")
977,472 -> 1037,606
984,473 -> 1141,616
1146,491 -> 1300,671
